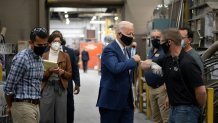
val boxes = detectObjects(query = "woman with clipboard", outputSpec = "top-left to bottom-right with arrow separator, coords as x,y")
40,33 -> 72,123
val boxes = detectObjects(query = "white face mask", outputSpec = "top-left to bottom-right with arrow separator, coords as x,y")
181,39 -> 186,48
51,42 -> 61,51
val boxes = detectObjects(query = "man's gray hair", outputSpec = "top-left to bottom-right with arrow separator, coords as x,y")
151,29 -> 161,34
115,21 -> 134,33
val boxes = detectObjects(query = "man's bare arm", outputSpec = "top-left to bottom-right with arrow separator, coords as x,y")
195,85 -> 207,107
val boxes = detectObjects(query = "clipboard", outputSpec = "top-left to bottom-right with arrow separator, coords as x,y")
43,60 -> 58,71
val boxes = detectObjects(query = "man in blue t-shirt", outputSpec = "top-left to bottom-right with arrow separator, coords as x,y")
144,30 -> 169,123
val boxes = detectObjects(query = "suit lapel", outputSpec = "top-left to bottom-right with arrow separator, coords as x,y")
112,41 -> 126,61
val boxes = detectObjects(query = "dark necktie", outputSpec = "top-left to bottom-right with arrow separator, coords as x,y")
123,48 -> 129,59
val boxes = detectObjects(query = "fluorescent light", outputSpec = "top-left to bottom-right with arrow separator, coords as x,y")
65,14 -> 69,18
114,17 -> 119,20
66,18 -> 70,24
91,16 -> 97,21
90,20 -> 105,24
79,34 -> 85,38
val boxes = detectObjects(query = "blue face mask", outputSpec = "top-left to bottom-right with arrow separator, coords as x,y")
181,40 -> 185,48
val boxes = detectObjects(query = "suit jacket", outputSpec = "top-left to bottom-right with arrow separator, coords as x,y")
62,46 -> 80,87
42,51 -> 72,90
96,41 -> 137,110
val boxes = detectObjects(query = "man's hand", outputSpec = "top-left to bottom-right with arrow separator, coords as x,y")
141,60 -> 152,70
74,85 -> 80,95
132,54 -> 141,62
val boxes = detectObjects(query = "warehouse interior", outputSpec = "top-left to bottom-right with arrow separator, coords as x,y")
0,0 -> 218,123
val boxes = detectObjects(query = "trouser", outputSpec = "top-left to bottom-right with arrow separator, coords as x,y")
169,105 -> 201,123
99,105 -> 134,123
67,81 -> 75,123
11,102 -> 40,123
149,84 -> 169,123
40,85 -> 67,123
82,60 -> 88,72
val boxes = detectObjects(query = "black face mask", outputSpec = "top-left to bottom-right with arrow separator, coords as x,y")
33,46 -> 47,56
161,42 -> 170,54
132,45 -> 136,48
120,33 -> 133,46
151,39 -> 160,48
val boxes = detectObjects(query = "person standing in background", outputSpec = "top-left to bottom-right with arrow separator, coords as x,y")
128,41 -> 137,57
81,49 -> 89,73
96,21 -> 141,123
127,41 -> 138,86
40,33 -> 72,123
74,49 -> 80,64
51,30 -> 80,123
179,27 -> 204,73
144,29 -> 169,123
4,27 -> 48,123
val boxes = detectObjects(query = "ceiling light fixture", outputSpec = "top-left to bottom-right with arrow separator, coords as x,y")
66,18 -> 70,24
65,14 -> 69,18
91,16 -> 97,21
114,16 -> 119,21
90,20 -> 105,24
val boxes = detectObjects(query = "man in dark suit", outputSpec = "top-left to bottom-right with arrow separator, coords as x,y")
81,49 -> 89,73
74,49 -> 80,64
51,31 -> 80,123
96,21 -> 141,123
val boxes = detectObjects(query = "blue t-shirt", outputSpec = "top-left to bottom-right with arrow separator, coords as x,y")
144,47 -> 166,87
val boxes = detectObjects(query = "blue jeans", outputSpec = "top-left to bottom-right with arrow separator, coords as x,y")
169,105 -> 201,123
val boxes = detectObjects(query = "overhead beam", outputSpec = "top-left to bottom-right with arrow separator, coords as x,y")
47,0 -> 124,8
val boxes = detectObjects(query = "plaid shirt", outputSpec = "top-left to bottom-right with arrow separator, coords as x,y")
4,49 -> 44,99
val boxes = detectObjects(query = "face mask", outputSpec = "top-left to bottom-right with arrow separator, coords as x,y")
151,39 -> 160,48
132,45 -> 136,48
120,33 -> 133,46
161,41 -> 170,54
51,42 -> 61,51
34,46 -> 47,56
180,39 -> 186,48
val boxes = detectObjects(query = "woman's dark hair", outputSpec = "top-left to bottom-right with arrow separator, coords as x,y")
51,30 -> 65,45
48,33 -> 62,43
30,27 -> 48,41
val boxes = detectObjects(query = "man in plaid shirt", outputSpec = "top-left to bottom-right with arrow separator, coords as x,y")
4,27 -> 48,123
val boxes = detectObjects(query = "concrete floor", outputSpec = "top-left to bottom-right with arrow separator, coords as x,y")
74,70 -> 153,123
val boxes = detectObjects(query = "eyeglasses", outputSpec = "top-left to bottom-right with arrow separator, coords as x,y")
34,43 -> 48,47
120,32 -> 135,37
160,39 -> 167,44
32,27 -> 47,34
151,36 -> 160,39
53,40 -> 61,42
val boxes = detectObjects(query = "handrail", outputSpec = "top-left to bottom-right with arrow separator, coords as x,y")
207,88 -> 214,123
0,64 -> 2,81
